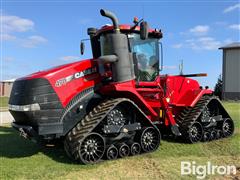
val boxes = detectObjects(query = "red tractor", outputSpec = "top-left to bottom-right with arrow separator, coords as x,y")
9,9 -> 234,164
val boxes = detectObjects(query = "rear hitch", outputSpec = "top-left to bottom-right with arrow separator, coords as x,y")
19,128 -> 29,139
12,122 -> 38,143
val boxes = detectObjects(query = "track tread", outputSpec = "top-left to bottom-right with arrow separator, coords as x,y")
176,95 -> 233,143
64,98 -> 160,164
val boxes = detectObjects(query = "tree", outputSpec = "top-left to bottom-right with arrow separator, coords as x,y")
214,74 -> 223,100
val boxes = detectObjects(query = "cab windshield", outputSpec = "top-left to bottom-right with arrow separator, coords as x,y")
100,33 -> 160,82
129,34 -> 159,82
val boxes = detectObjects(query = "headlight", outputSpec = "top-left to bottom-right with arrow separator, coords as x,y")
9,103 -> 41,111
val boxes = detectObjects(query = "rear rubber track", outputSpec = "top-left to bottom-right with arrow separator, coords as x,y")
176,95 -> 234,143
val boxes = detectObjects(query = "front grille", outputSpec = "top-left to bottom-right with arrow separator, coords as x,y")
9,78 -> 64,127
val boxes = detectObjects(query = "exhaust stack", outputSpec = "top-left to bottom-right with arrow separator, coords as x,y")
98,9 -> 135,83
100,9 -> 120,32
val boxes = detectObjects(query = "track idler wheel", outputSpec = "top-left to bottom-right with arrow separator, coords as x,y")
210,130 -> 217,140
202,131 -> 211,142
188,122 -> 203,143
140,127 -> 160,152
118,143 -> 130,158
106,145 -> 118,160
222,118 -> 234,137
216,130 -> 223,139
130,142 -> 141,155
78,133 -> 105,164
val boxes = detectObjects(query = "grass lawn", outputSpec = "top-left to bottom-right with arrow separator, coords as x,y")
0,102 -> 239,179
0,97 -> 9,108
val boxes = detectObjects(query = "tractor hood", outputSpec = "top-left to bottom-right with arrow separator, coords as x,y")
19,59 -> 94,80
12,59 -> 101,107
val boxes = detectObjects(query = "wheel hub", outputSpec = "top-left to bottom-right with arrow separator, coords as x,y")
222,119 -> 234,137
140,127 -> 160,152
190,127 -> 198,137
79,133 -> 105,164
201,106 -> 211,122
85,139 -> 98,154
143,132 -> 154,145
188,122 -> 203,143
223,123 -> 229,132
107,109 -> 125,126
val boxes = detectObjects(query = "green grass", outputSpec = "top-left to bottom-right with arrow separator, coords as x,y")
0,102 -> 239,179
0,97 -> 9,108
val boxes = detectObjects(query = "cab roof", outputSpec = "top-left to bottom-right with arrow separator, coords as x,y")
96,24 -> 163,39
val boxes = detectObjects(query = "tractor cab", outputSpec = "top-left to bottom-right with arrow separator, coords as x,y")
86,9 -> 162,83
128,33 -> 160,82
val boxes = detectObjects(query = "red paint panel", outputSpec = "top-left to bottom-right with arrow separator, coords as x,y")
18,59 -> 101,107
161,75 -> 213,107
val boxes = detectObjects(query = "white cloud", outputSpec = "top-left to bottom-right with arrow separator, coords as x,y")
21,35 -> 47,48
229,24 -> 240,30
189,25 -> 210,36
1,34 -> 16,41
172,43 -> 183,49
1,15 -> 34,33
174,37 -> 236,51
60,56 -> 80,61
0,13 -> 47,48
198,37 -> 221,50
223,38 -> 233,45
185,37 -> 224,50
223,3 -> 240,13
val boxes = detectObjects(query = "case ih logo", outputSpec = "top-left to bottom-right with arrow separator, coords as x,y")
55,67 -> 97,87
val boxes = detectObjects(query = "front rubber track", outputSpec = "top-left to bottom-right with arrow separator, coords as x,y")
64,98 -> 161,164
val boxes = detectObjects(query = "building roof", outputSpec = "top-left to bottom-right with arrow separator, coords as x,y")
219,42 -> 240,50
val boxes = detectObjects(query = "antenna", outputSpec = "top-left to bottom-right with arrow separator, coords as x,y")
142,5 -> 145,19
179,60 -> 184,75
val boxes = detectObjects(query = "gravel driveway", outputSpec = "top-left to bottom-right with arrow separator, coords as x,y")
0,111 -> 13,124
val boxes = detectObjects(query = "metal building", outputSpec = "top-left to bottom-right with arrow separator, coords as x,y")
0,79 -> 15,97
219,42 -> 240,100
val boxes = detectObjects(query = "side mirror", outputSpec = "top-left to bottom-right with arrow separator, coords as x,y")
80,41 -> 85,55
140,21 -> 148,40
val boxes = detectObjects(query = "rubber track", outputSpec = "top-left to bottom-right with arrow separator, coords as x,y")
176,95 -> 227,141
64,98 -> 158,162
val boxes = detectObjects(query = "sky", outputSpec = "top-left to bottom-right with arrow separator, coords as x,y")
1,0 -> 240,88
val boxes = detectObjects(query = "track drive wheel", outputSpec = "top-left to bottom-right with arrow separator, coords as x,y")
140,127 -> 160,152
78,133 -> 105,164
188,122 -> 203,143
222,118 -> 234,137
